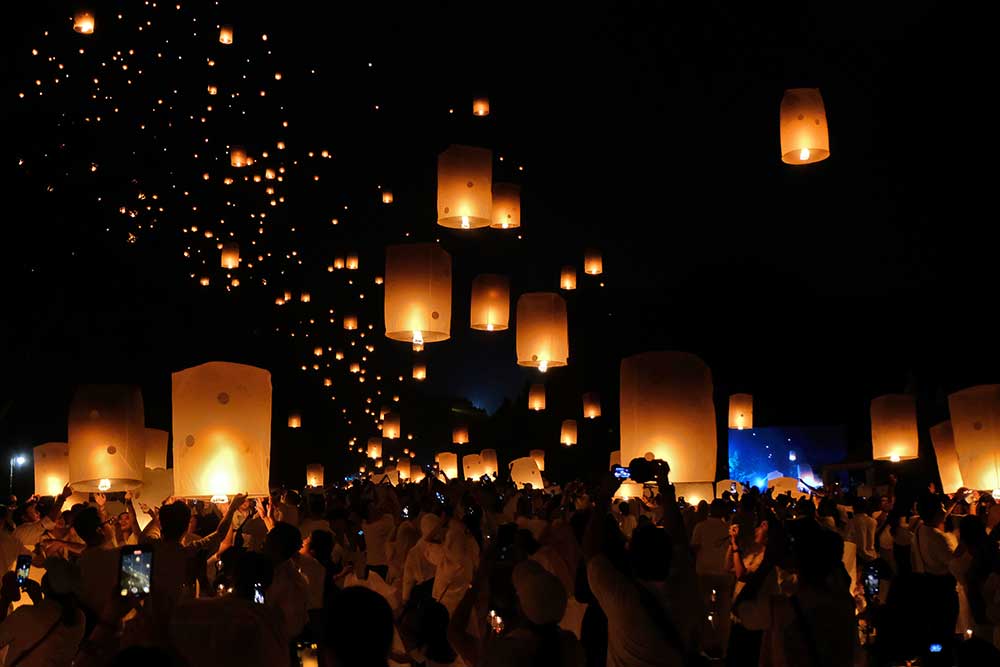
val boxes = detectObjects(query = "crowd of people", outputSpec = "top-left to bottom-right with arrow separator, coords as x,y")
1,465 -> 999,666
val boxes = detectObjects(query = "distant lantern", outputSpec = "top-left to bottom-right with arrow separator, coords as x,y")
948,385 -> 1000,494
509,457 -> 543,490
349,362 -> 360,373
561,420 -> 578,446
300,292 -> 311,303
382,191 -> 393,204
384,243 -> 452,344
619,352 -> 717,483
530,449 -> 545,472
207,84 -> 218,95
481,449 -> 498,477
306,464 -> 324,488
528,384 -> 546,411
412,363 -> 426,381
230,147 -> 248,168
779,87 -> 830,165
144,428 -> 169,470
343,315 -> 358,330
346,254 -> 359,270
437,144 -> 492,229
73,10 -> 95,34
382,412 -> 400,439
584,249 -> 603,275
452,426 -> 469,445
674,482 -> 716,506
436,452 -> 459,480
220,242 -> 240,269
199,277 -> 210,287
68,385 -> 146,492
313,346 -> 323,357
333,257 -> 345,270
516,292 -> 569,372
462,454 -> 484,480
287,412 -> 302,429
396,458 -> 411,480
172,362 -> 271,500
728,394 -> 753,430
490,183 -> 520,229
470,274 -> 510,331
930,421 -> 964,495
219,25 -> 234,44
367,437 -> 383,459
560,267 -> 577,290
583,392 -> 602,419
375,276 -> 384,285
870,394 -> 919,462
34,442 -> 71,497
472,97 -> 490,116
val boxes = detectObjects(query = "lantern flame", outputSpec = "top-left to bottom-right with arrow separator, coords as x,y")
412,330 -> 424,346
800,147 -> 810,161
890,454 -> 900,463
538,359 -> 548,373
98,478 -> 111,492
461,216 -> 470,229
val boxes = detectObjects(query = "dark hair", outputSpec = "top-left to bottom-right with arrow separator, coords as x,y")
709,499 -> 727,518
264,521 -> 303,561
40,580 -> 81,626
630,524 -> 672,581
73,507 -> 104,544
326,586 -> 393,667
527,621 -> 562,667
229,549 -> 274,601
415,600 -> 456,664
159,501 -> 192,541
308,529 -> 334,565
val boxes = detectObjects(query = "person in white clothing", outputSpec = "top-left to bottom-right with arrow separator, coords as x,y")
690,500 -> 733,657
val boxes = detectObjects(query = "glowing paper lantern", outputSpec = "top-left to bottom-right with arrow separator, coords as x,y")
384,243 -> 452,344
462,454 -> 484,480
516,293 -> 569,371
948,386 -> 1000,494
219,25 -> 234,45
560,267 -> 577,290
343,315 -> 358,330
472,97 -> 490,116
207,84 -> 218,96
306,464 -> 324,488
220,242 -> 240,269
436,452 -> 458,480
382,413 -> 400,439
490,183 -> 520,229
470,274 -> 510,331
367,437 -> 383,459
68,385 -> 146,492
333,257 -> 345,270
481,449 -> 498,477
728,394 -> 753,430
583,392 -> 601,419
560,420 -> 577,446
172,362 -> 271,500
767,477 -> 806,499
929,421 -> 964,495
619,351 -> 717,483
584,249 -> 603,275
529,449 -> 545,472
349,362 -> 360,374
382,191 -> 393,204
287,413 -> 303,429
300,292 -> 311,303
396,458 -> 411,480
437,145 -> 492,229
528,384 -> 546,411
870,394 -> 918,462
412,363 -> 426,381
609,451 -> 621,469
509,457 -> 543,490
779,88 -> 830,165
674,482 -> 715,506
452,426 -> 469,445
716,479 -> 745,498
73,11 -> 95,34
136,467 -> 173,529
230,147 -> 248,168
34,442 -> 71,497
313,347 -> 324,357
346,254 -> 359,270
143,428 -> 169,470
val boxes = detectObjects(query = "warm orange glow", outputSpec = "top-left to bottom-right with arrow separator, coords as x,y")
728,393 -> 753,430
306,464 -> 324,488
313,347 -> 324,357
346,254 -> 359,270
412,363 -> 426,381
529,449 -> 545,472
472,97 -> 490,117
437,145 -> 492,229
516,292 -> 569,370
470,274 -> 510,331
333,257 -> 345,270
490,183 -> 520,229
462,453 -> 484,480
219,25 -> 234,45
230,147 -> 249,168
510,457 -> 543,489
73,11 -> 95,34
382,191 -> 393,204
143,428 -> 169,470
33,442 -> 71,497
349,362 -> 360,373
870,394 -> 918,462
343,315 -> 358,330
367,437 -> 383,459
288,412 -> 302,429
67,385 -> 146,492
384,243 -> 452,343
948,386 -> 1000,493
559,266 -> 577,290
528,384 -> 546,411
220,242 -> 240,269
673,482 -> 715,506
382,412 -> 400,439
436,452 -> 458,480
583,392 -> 601,419
452,426 -> 469,445
560,419 -> 577,446
584,249 -> 603,275
929,421 -> 964,495
300,292 -> 311,303
481,449 -> 498,477
779,88 -> 830,165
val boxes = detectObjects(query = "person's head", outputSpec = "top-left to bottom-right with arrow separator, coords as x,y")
40,557 -> 82,625
117,512 -> 132,533
308,494 -> 325,518
629,524 -> 672,582
108,646 -> 175,667
618,501 -> 630,516
958,514 -> 986,552
263,521 -> 303,562
709,499 -> 727,519
917,494 -> 945,526
414,599 -> 455,662
325,586 -> 394,667
307,529 -> 334,563
853,497 -> 869,516
73,506 -> 105,546
228,548 -> 274,601
159,501 -> 193,542
284,489 -> 301,508
796,526 -> 845,587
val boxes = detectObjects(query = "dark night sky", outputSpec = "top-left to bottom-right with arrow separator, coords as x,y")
2,1 -> 995,496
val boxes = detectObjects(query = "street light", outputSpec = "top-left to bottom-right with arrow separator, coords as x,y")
9,454 -> 28,497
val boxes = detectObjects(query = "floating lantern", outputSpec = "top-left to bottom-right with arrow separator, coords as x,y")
207,84 -> 218,95
220,242 -> 240,269
333,257 -> 345,270
346,254 -> 359,270
264,168 -> 276,180
349,362 -> 360,374
34,442 -> 71,497
412,363 -> 426,381
870,394 -> 918,462
283,290 -> 292,301
490,183 -> 520,229
143,428 -> 169,470
559,267 -> 577,290
375,276 -> 384,285
779,88 -> 830,165
437,145 -> 492,229
436,452 -> 458,480
472,97 -> 490,117
516,293 -> 569,371
560,420 -> 578,446
619,352 -> 717,483
199,277 -> 210,287
728,394 -> 753,430
584,249 -> 603,275
529,449 -> 545,472
673,482 -> 715,506
462,454 -> 484,480
287,412 -> 302,429
510,457 -> 543,490
452,426 -> 469,445
528,384 -> 546,411
948,386 -> 1000,495
583,392 -> 601,419
73,10 -> 95,34
384,243 -> 452,344
306,464 -> 324,488
396,458 -> 411,480
300,292 -> 311,303
382,191 -> 393,204
367,437 -> 383,459
230,147 -> 248,168
68,385 -> 146,492
172,362 -> 271,500
343,315 -> 358,330
219,25 -> 234,45
481,449 -> 498,477
929,421 -> 964,495
609,451 -> 621,469
382,412 -> 400,439
313,347 -> 324,357
470,274 -> 510,331
716,479 -> 745,498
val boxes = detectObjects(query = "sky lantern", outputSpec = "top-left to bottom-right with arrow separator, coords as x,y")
219,25 -> 234,44
333,257 -> 345,270
287,412 -> 302,429
516,292 -> 569,372
384,243 -> 452,344
528,384 -> 546,411
436,452 -> 458,480
470,274 -> 510,331
349,362 -> 360,374
396,458 -> 411,480
452,426 -> 469,445
73,10 -> 95,34
510,457 -> 543,489
220,242 -> 240,269
560,267 -> 577,290
728,393 -> 753,430
583,392 -> 601,419
143,428 -> 169,470
313,346 -> 324,357
619,351 -> 717,483
412,363 -> 426,381
462,454 -> 484,480
613,480 -> 644,500
382,412 -> 400,439
343,315 -> 358,330
68,384 -> 146,492
561,419 -> 578,446
584,249 -> 603,275
382,191 -> 393,204
171,362 -> 271,501
346,254 -> 359,270
367,437 -> 383,459
207,84 -> 218,96
948,385 -> 1000,496
230,147 -> 248,168
34,442 -> 71,497
437,145 -> 492,229
481,449 -> 498,477
300,292 -> 311,303
870,394 -> 919,462
490,183 -> 520,229
472,97 -> 490,116
673,482 -> 715,506
779,88 -> 830,165
930,421 -> 964,495
530,449 -> 545,472
306,464 -> 324,488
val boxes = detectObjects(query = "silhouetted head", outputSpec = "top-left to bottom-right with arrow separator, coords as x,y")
325,586 -> 393,667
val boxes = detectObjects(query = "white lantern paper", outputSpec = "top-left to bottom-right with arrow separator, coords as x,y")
929,421 -> 964,495
384,243 -> 452,344
144,428 -> 169,470
560,419 -> 577,446
529,449 -> 545,472
509,457 -> 543,490
481,449 -> 498,477
382,413 -> 400,439
306,464 -> 324,488
767,476 -> 806,499
870,394 -> 919,462
716,479 -> 745,498
673,482 -> 715,506
437,145 -> 492,229
516,292 -> 569,371
68,384 -> 146,492
436,452 -> 458,480
462,454 -> 484,480
948,385 -> 1000,494
34,442 -> 71,498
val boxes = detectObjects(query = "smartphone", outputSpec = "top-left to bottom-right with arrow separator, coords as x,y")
401,507 -> 410,519
118,545 -> 153,598
929,643 -> 942,653
730,482 -> 738,493
253,582 -> 265,604
435,491 -> 445,504
612,465 -> 631,480
863,564 -> 879,598
480,474 -> 491,483
16,554 -> 32,586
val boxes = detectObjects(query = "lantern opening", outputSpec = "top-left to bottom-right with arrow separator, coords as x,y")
210,494 -> 229,504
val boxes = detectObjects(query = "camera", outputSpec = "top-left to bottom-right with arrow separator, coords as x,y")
627,457 -> 670,484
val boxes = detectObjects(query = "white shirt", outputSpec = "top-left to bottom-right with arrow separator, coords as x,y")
845,513 -> 878,561
911,524 -> 957,575
362,514 -> 395,567
691,517 -> 730,576
268,559 -> 309,639
294,553 -> 327,611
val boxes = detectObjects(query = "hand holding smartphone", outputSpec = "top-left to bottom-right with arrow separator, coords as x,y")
118,545 -> 154,598
16,554 -> 32,587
